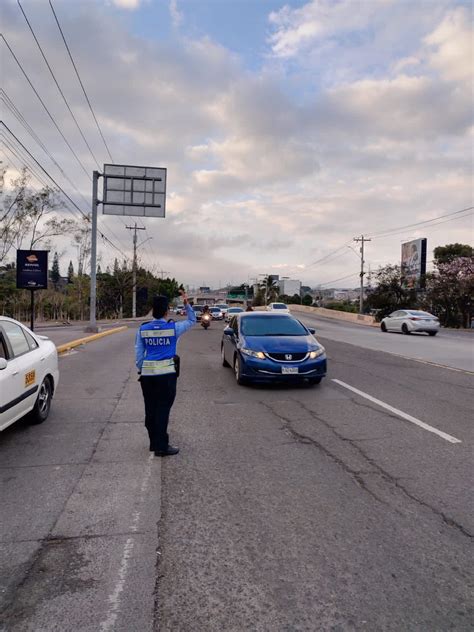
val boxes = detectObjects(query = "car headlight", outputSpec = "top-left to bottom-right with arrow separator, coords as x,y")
309,347 -> 325,359
240,348 -> 265,359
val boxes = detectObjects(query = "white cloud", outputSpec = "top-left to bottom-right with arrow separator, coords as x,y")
169,0 -> 183,28
109,0 -> 143,9
424,7 -> 473,83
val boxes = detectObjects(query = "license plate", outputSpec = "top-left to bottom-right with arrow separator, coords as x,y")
282,366 -> 298,374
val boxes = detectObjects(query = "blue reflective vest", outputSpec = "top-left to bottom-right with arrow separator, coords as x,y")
139,320 -> 177,376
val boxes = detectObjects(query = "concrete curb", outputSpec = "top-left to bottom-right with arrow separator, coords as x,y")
56,326 -> 128,354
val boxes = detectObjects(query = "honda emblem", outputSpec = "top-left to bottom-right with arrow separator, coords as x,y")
285,354 -> 292,360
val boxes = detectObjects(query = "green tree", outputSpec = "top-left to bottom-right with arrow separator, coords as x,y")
51,252 -> 60,289
423,257 -> 473,327
302,294 -> 313,306
365,264 -> 417,320
67,260 -> 74,284
433,243 -> 473,264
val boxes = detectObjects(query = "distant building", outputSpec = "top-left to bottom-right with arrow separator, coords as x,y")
279,279 -> 301,297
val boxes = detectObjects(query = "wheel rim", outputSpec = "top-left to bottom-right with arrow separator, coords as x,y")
221,346 -> 225,361
234,357 -> 239,381
38,381 -> 50,415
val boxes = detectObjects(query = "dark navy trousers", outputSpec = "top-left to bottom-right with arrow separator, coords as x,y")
139,374 -> 177,451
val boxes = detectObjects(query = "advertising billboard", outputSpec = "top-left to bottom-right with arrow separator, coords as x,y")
16,250 -> 49,290
401,238 -> 427,289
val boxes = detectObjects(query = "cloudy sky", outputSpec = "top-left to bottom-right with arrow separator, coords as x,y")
1,0 -> 473,288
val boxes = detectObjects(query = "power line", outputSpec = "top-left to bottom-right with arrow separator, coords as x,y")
371,210 -> 474,241
368,206 -> 474,239
49,0 -> 114,163
316,272 -> 359,287
1,121 -> 130,261
1,34 -> 91,181
17,0 -> 101,170
307,240 -> 353,268
0,89 -> 91,209
1,91 -> 132,257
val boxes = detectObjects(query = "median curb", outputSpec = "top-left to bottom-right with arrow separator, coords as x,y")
56,326 -> 128,354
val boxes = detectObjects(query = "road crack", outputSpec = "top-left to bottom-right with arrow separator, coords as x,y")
291,399 -> 473,540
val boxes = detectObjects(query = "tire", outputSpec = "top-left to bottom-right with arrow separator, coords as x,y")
221,344 -> 230,367
428,331 -> 437,336
402,323 -> 410,335
381,322 -> 387,332
234,354 -> 247,385
307,377 -> 322,386
29,377 -> 52,424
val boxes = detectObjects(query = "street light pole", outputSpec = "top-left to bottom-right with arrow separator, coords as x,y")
126,223 -> 146,318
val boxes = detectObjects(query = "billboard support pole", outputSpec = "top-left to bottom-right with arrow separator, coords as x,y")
86,170 -> 100,333
354,235 -> 371,314
30,290 -> 35,331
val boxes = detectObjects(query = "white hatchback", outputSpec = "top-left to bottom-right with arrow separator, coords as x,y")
0,317 -> 59,431
380,310 -> 440,336
266,302 -> 290,313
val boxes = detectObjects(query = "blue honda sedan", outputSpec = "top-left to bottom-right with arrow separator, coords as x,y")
221,312 -> 327,386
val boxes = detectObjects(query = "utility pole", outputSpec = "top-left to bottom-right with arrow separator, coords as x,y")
126,223 -> 146,318
354,235 -> 371,314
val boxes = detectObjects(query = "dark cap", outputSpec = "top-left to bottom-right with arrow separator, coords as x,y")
152,295 -> 169,318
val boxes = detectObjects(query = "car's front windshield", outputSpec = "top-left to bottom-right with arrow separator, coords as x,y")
241,316 -> 307,336
272,304 -> 287,309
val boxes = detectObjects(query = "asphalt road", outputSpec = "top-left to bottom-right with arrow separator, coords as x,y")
0,319 -> 472,631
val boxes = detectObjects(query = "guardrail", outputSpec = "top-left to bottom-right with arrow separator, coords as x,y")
289,305 -> 377,326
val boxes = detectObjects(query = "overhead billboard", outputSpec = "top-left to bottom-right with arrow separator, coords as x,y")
401,238 -> 427,289
16,250 -> 49,290
102,164 -> 166,217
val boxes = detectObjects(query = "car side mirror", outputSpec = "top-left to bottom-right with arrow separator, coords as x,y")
0,358 -> 8,370
223,327 -> 234,336
308,328 -> 316,334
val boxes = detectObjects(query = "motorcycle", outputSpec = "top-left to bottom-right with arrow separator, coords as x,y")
201,312 -> 212,330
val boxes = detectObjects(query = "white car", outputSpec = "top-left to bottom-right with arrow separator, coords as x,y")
225,307 -> 244,322
209,307 -> 224,320
215,304 -> 229,317
0,316 -> 59,431
266,302 -> 290,313
380,310 -> 440,336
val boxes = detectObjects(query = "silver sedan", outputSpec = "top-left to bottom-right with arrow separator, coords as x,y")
380,310 -> 440,336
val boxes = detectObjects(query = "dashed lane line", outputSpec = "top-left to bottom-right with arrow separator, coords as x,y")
332,379 -> 462,444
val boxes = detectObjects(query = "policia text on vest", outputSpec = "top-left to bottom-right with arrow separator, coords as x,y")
135,294 -> 196,456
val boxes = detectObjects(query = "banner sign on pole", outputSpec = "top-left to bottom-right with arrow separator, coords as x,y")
401,238 -> 427,289
102,164 -> 166,217
16,250 -> 49,289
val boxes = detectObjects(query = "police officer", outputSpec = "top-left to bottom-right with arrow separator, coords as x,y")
135,291 -> 196,456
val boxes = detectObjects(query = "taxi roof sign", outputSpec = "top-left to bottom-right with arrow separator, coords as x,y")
102,163 -> 166,217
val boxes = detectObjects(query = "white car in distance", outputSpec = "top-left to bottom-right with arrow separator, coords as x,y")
0,316 -> 59,432
215,304 -> 229,317
225,307 -> 244,322
266,302 -> 290,313
380,310 -> 440,336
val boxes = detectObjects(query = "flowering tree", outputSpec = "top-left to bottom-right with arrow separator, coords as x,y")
424,257 -> 473,328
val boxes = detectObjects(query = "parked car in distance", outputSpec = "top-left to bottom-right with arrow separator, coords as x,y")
266,302 -> 290,313
225,307 -> 244,322
0,316 -> 59,432
221,312 -> 326,386
209,307 -> 224,320
215,304 -> 229,317
380,310 -> 440,336
192,305 -> 204,321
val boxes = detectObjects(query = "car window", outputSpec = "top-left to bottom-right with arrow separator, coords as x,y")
241,316 -> 307,336
2,322 -> 31,357
0,335 -> 7,359
272,304 -> 287,309
24,329 -> 39,350
230,317 -> 238,333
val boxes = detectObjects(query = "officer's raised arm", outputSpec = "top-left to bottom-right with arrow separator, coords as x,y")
175,289 -> 196,338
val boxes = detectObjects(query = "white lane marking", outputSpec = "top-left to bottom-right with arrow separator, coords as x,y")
332,379 -> 462,444
100,453 -> 155,632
